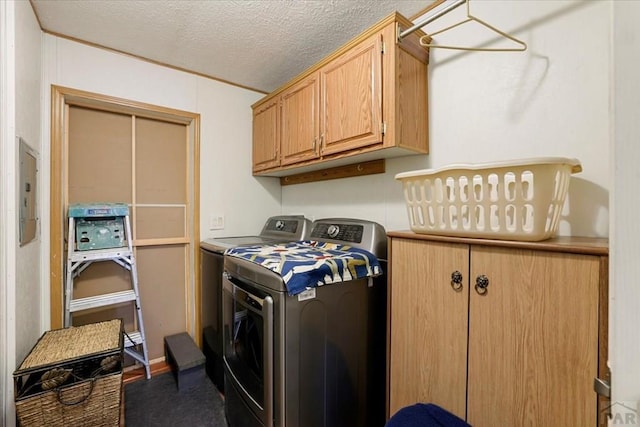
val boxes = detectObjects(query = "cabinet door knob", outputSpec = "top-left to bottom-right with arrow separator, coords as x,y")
475,275 -> 489,295
451,270 -> 463,291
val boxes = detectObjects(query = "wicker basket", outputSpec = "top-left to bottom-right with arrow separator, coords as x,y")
395,157 -> 582,241
14,319 -> 124,426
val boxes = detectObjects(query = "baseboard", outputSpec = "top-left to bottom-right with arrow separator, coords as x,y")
123,360 -> 171,385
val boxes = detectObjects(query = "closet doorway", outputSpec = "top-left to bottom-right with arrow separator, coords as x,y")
50,86 -> 200,361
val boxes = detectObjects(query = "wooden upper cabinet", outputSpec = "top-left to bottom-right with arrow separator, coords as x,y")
251,12 -> 429,177
252,97 -> 280,173
281,72 -> 320,166
320,32 -> 382,156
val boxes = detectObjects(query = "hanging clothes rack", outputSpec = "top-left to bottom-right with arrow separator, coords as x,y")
398,0 -> 527,52
398,0 -> 466,41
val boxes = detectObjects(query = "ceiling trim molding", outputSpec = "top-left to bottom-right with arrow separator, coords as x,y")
29,0 -> 268,95
43,29 -> 268,94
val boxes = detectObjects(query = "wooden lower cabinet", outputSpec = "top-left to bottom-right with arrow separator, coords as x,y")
389,239 -> 469,418
387,233 -> 608,426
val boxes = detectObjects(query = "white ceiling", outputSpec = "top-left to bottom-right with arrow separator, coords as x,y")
31,0 -> 430,93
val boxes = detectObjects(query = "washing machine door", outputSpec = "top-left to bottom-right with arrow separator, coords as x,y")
222,273 -> 274,427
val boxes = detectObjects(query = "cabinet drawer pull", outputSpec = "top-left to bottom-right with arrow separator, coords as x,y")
475,275 -> 489,295
450,270 -> 463,291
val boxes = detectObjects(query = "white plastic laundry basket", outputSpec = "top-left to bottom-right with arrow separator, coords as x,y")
395,157 -> 582,241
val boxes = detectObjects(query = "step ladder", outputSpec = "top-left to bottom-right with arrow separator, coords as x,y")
64,203 -> 151,379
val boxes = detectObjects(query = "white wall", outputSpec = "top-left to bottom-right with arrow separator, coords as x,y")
283,0 -> 610,239
611,1 -> 640,423
15,0 -> 43,362
0,1 -> 16,423
1,1 -> 42,425
195,78 -> 282,238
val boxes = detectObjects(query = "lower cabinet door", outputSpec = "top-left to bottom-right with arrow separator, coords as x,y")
467,246 -> 600,426
389,238 -> 469,420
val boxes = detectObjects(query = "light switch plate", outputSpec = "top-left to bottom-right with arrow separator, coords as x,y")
209,214 -> 225,230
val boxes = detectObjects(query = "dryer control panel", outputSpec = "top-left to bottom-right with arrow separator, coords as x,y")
309,218 -> 387,259
311,223 -> 363,243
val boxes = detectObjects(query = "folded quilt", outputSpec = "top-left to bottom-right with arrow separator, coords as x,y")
225,240 -> 382,296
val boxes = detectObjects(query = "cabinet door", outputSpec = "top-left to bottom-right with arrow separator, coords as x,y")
252,98 -> 280,172
389,238 -> 469,420
467,246 -> 600,426
281,72 -> 320,166
320,32 -> 382,156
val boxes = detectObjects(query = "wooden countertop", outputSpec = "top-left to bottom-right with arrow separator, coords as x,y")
386,231 -> 609,256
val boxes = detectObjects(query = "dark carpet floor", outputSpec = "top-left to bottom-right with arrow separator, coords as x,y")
124,372 -> 228,426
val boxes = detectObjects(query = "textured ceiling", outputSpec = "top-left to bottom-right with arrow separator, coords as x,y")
31,0 -> 431,93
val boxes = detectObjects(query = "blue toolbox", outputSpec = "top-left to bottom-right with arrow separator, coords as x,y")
68,203 -> 129,251
68,203 -> 129,218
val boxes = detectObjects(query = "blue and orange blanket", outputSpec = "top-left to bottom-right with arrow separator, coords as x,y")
225,240 -> 382,296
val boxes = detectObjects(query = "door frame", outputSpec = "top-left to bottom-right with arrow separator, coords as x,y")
49,85 -> 201,338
